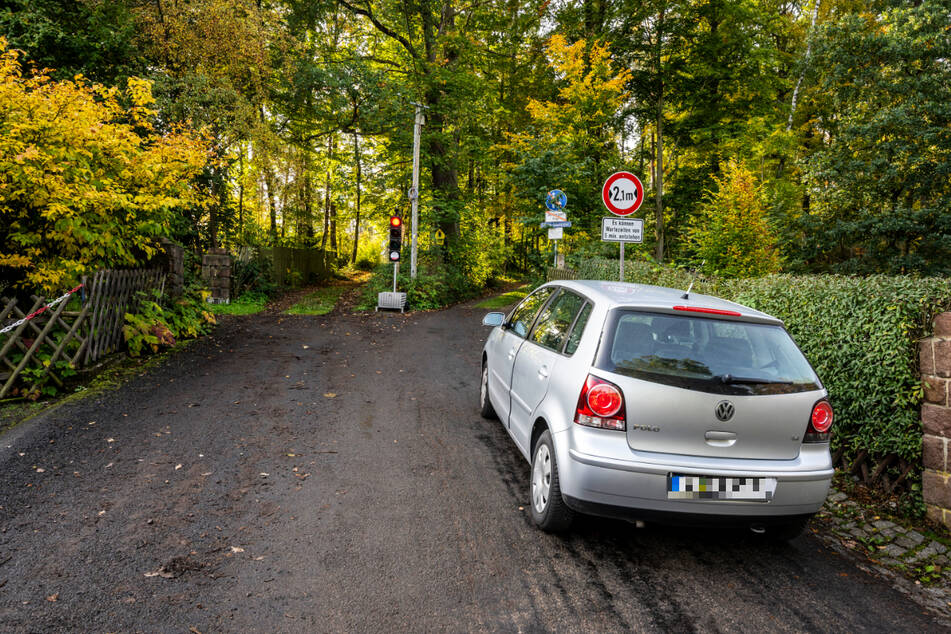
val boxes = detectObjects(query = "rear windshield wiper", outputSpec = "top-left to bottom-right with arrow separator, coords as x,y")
713,374 -> 793,385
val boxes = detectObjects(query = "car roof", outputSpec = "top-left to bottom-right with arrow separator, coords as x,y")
545,279 -> 783,326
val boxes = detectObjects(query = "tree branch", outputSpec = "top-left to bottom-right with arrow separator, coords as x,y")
337,0 -> 420,61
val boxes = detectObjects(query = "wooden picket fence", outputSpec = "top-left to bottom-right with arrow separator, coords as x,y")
0,268 -> 163,399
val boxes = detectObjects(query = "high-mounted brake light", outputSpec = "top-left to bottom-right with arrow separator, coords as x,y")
575,375 -> 626,431
805,400 -> 834,442
672,305 -> 742,317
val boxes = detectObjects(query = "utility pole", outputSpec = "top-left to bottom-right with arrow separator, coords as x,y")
409,104 -> 425,279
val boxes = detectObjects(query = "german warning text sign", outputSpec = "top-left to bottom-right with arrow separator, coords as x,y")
602,217 -> 644,243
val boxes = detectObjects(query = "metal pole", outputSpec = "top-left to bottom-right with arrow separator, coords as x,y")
553,240 -> 558,267
393,261 -> 399,292
410,105 -> 424,279
619,242 -> 625,281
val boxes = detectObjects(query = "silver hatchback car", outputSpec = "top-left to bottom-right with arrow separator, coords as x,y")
480,280 -> 834,538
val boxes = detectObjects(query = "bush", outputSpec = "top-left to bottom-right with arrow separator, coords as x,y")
0,39 -> 210,292
687,160 -> 781,278
124,287 -> 216,356
231,250 -> 277,298
357,262 -> 481,311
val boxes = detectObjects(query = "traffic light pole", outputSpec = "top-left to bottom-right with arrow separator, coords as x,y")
393,261 -> 399,293
410,104 -> 424,279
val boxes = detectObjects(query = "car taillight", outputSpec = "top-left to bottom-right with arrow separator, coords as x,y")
575,375 -> 626,431
805,400 -> 833,442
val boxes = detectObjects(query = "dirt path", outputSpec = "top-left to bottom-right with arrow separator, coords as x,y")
0,301 -> 947,632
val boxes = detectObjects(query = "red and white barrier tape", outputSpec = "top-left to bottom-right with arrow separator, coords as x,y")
0,284 -> 84,335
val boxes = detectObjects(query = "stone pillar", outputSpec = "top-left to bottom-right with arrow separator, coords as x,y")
201,248 -> 231,304
922,312 -> 951,529
155,238 -> 184,298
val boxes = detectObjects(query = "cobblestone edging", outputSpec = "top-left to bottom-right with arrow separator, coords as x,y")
816,486 -> 951,612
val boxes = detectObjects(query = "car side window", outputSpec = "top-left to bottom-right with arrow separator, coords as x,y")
563,302 -> 592,355
531,291 -> 584,352
507,287 -> 554,338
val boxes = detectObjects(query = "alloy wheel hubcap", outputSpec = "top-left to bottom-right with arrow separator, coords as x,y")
532,444 -> 552,514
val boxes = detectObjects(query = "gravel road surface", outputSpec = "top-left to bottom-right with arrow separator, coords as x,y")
0,299 -> 947,632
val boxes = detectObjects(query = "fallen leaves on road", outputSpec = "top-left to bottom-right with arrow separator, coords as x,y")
46,593 -> 58,602
175,464 -> 182,470
324,393 -> 336,398
230,546 -> 245,554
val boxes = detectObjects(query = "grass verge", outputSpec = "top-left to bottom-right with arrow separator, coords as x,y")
209,291 -> 269,316
475,288 -> 528,310
284,285 -> 349,315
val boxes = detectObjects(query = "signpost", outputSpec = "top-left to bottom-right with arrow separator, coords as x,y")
602,172 -> 645,281
543,189 -> 568,267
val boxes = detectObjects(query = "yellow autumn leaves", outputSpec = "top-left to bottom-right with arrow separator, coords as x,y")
0,39 -> 212,291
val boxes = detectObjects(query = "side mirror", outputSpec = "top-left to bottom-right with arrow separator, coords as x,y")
482,312 -> 505,327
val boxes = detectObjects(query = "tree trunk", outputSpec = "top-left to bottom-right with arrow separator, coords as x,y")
655,98 -> 665,263
303,145 -> 314,240
263,164 -> 277,243
330,200 -> 338,252
237,147 -> 244,239
352,132 -> 361,264
320,135 -> 333,250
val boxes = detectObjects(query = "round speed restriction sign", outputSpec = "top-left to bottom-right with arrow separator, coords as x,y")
602,171 -> 644,216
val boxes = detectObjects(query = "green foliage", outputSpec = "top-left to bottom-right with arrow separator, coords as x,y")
797,1 -> 951,274
688,160 -> 781,278
123,289 -> 216,357
0,40 -> 211,291
357,263 -> 481,312
231,253 -> 277,298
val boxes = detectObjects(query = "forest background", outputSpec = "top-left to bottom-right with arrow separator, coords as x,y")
1,0 -> 950,299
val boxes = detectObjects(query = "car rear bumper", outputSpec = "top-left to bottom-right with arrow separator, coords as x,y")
554,426 -> 833,519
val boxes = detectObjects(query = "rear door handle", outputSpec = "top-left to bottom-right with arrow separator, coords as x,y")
705,431 -> 736,441
538,365 -> 550,379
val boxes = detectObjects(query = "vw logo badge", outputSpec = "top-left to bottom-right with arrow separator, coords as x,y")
715,400 -> 735,422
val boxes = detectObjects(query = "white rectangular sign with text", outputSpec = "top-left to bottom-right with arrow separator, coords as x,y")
601,217 -> 644,243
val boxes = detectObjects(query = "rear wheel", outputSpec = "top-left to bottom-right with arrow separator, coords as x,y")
530,430 -> 574,532
479,362 -> 497,419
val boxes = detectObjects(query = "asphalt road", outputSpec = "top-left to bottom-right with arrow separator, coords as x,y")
0,298 -> 947,632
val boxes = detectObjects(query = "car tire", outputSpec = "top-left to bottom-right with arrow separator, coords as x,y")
479,362 -> 498,419
765,516 -> 812,542
529,430 -> 574,533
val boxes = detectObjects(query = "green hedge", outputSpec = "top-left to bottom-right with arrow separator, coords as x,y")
559,258 -> 951,474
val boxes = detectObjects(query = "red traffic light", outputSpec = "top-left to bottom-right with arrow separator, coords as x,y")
390,216 -> 402,228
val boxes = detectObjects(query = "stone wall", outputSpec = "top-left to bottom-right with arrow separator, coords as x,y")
922,313 -> 951,529
202,248 -> 231,304
154,238 -> 184,298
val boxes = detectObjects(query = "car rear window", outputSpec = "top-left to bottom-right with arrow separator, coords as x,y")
595,310 -> 821,395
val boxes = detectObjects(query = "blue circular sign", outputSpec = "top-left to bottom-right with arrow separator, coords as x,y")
545,189 -> 567,211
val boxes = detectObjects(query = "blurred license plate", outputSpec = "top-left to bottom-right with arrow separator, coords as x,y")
667,474 -> 776,501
